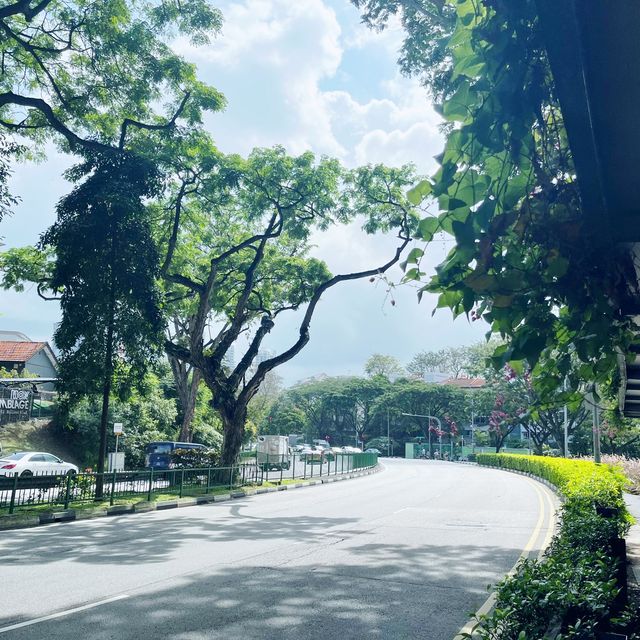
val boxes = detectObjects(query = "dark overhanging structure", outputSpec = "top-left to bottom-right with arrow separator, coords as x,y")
535,0 -> 640,416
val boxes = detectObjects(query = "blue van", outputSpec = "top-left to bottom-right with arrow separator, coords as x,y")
144,441 -> 207,470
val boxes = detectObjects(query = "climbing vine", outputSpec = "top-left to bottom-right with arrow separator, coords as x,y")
405,0 -> 640,397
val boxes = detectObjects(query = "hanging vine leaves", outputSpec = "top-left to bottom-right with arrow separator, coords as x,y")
404,0 -> 640,396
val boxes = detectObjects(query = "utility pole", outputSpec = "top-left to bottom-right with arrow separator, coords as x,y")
387,408 -> 390,457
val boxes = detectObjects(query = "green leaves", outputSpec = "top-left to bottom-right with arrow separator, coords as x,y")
442,81 -> 475,123
407,179 -> 432,205
416,216 -> 441,241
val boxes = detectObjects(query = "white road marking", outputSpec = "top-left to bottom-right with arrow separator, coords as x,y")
0,594 -> 130,634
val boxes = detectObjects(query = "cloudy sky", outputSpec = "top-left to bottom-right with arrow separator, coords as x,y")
0,0 -> 487,385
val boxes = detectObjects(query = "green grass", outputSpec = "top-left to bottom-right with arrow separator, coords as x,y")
0,482 -> 266,517
0,419 -> 75,463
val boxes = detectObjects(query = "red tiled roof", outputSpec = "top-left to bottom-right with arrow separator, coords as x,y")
440,377 -> 486,389
0,341 -> 47,363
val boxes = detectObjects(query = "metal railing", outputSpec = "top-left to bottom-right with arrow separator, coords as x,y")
0,452 -> 378,514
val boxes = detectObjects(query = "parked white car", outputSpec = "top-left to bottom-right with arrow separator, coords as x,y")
0,452 -> 79,477
341,446 -> 363,454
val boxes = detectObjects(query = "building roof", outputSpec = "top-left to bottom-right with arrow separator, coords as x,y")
0,341 -> 48,363
440,377 -> 485,389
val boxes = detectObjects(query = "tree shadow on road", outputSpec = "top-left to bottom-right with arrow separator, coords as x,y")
0,538 -> 521,640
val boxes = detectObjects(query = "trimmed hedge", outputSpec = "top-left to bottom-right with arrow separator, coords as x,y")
477,453 -> 630,524
465,454 -> 637,639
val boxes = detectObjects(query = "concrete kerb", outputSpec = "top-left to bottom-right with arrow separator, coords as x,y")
0,463 -> 383,531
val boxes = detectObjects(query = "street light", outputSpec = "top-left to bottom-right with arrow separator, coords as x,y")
387,408 -> 391,457
401,412 -> 442,459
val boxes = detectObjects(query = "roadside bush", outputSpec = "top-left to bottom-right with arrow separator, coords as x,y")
467,454 -> 635,639
598,454 -> 640,495
170,447 -> 219,468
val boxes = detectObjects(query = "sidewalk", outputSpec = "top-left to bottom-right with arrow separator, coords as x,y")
624,493 -> 640,586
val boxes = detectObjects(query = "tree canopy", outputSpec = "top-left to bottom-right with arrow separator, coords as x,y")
0,0 -> 224,152
356,0 -> 640,401
161,145 -> 420,465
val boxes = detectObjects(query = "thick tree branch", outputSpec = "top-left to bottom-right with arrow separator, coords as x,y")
118,92 -> 191,150
239,236 -> 412,406
0,91 -> 112,152
0,0 -> 53,21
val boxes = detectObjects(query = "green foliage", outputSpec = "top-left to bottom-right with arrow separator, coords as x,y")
0,0 -> 225,152
391,0 -> 640,399
170,447 -> 219,468
477,454 -> 629,520
43,152 -> 164,400
364,353 -> 406,379
0,246 -> 54,292
0,134 -> 22,219
469,453 -> 633,638
56,373 -> 178,468
351,0 -> 458,100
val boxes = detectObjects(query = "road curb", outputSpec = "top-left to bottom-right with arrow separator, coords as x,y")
0,464 -> 383,531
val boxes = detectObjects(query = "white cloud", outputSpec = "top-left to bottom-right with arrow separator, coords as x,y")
354,121 -> 441,172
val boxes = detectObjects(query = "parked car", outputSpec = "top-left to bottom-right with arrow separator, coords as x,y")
0,451 -> 79,477
299,447 -> 324,464
365,448 -> 381,455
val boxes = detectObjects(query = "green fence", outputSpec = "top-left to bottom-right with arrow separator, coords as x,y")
0,452 -> 378,514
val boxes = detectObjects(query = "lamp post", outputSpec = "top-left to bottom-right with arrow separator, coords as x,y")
386,408 -> 391,457
401,412 -> 441,459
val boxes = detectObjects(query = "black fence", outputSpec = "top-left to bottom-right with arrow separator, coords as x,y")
0,452 -> 378,514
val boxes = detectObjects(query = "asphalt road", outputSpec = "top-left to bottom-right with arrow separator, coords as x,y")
0,459 -> 557,640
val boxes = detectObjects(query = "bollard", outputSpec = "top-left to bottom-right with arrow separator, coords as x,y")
64,472 -> 73,509
8,472 -> 18,514
147,468 -> 154,502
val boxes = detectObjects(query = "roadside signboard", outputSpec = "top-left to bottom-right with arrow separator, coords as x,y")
113,422 -> 124,435
0,388 -> 33,425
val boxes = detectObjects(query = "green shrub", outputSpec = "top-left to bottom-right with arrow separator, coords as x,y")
170,447 -> 219,468
467,454 -> 635,639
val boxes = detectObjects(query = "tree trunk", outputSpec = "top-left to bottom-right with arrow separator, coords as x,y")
95,230 -> 117,500
179,369 -> 201,443
95,370 -> 113,499
219,407 -> 247,468
169,354 -> 202,443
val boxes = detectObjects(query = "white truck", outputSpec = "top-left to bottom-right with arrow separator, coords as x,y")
256,435 -> 290,471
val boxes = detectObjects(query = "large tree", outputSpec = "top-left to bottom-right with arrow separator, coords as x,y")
162,146 -> 419,466
0,0 -> 224,152
42,152 -> 164,492
0,0 -> 225,225
364,353 -> 406,380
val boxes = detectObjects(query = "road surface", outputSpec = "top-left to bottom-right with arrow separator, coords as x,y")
0,459 -> 557,639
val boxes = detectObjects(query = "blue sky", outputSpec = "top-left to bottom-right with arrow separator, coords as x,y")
0,0 -> 487,385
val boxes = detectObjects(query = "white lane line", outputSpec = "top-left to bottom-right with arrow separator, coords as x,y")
0,594 -> 130,634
